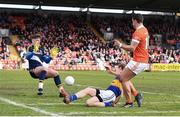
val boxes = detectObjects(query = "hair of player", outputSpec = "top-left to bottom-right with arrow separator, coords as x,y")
132,13 -> 144,23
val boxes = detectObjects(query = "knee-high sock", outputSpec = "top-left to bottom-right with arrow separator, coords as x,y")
54,75 -> 61,87
39,70 -> 47,81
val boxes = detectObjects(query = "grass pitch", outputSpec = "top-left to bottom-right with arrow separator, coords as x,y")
0,70 -> 180,116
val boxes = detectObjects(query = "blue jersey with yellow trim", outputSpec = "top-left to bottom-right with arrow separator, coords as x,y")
106,79 -> 122,97
28,53 -> 44,70
27,45 -> 44,70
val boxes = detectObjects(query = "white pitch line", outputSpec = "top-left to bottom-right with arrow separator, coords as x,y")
142,91 -> 180,98
1,96 -> 179,116
64,110 -> 180,115
24,102 -> 180,115
0,96 -> 61,116
27,102 -> 85,106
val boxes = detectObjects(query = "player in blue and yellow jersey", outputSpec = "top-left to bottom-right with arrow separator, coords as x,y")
62,63 -> 124,107
25,35 -> 66,97
63,77 -> 122,107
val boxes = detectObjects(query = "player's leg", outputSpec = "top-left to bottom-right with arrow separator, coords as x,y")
122,81 -> 138,107
45,67 -> 64,96
118,60 -> 147,107
63,87 -> 97,104
123,81 -> 138,101
117,67 -> 136,107
129,81 -> 143,107
31,66 -> 47,95
76,87 -> 97,98
122,81 -> 134,108
129,81 -> 138,97
86,90 -> 116,107
86,96 -> 105,107
33,66 -> 63,95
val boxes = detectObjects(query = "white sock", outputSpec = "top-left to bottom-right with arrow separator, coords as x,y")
38,82 -> 43,89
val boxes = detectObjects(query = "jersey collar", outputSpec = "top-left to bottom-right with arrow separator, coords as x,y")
136,24 -> 144,30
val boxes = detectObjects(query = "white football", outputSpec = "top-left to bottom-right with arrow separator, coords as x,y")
65,76 -> 75,85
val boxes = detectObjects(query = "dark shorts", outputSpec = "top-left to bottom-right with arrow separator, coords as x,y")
96,89 -> 103,102
29,69 -> 48,79
29,71 -> 38,79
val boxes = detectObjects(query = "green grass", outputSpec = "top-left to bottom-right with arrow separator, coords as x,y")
0,70 -> 180,116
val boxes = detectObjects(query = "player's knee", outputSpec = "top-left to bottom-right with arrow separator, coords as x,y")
48,69 -> 58,77
85,87 -> 92,91
86,100 -> 93,107
55,71 -> 58,76
40,67 -> 47,72
85,87 -> 94,93
83,87 -> 95,96
52,70 -> 58,77
39,70 -> 47,81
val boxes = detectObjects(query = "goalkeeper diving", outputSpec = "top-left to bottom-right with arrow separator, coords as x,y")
24,34 -> 66,97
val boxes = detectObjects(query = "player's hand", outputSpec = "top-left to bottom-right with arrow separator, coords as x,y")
113,40 -> 122,48
111,101 -> 117,107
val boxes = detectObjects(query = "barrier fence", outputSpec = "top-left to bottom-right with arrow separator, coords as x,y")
0,60 -> 180,72
151,63 -> 180,72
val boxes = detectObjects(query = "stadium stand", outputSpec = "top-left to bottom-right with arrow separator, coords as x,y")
91,15 -> 180,64
0,36 -> 19,69
0,11 -> 179,70
91,15 -> 180,48
0,36 -> 9,60
9,12 -> 131,70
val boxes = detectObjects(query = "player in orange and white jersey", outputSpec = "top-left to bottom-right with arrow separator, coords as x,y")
114,14 -> 149,108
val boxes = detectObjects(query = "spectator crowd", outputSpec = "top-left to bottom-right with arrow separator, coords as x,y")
0,12 -> 179,70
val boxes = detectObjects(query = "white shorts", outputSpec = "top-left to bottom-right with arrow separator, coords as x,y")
126,60 -> 149,75
96,89 -> 116,103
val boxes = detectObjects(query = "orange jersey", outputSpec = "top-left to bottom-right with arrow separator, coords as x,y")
132,25 -> 149,63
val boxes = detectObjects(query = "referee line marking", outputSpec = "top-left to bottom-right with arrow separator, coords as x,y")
1,96 -> 180,116
65,110 -> 180,115
0,96 -> 61,116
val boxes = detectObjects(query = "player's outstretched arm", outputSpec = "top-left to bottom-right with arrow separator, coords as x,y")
112,96 -> 121,107
114,39 -> 138,52
105,65 -> 118,76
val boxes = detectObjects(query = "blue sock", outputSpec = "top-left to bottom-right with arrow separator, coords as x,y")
54,75 -> 61,87
70,94 -> 77,102
104,102 -> 112,107
39,70 -> 46,81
